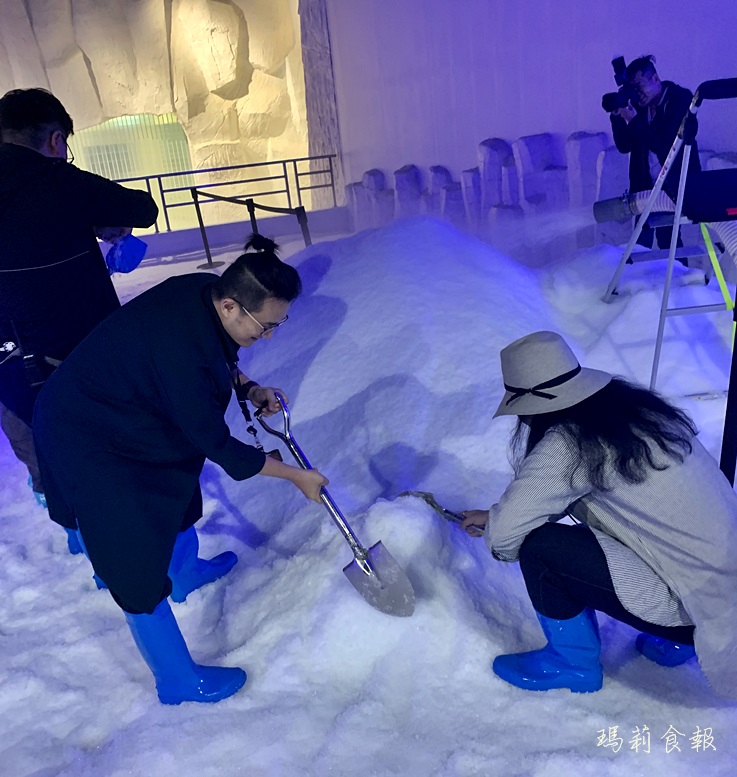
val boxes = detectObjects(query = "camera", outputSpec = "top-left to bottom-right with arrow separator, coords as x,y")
602,55 -> 637,113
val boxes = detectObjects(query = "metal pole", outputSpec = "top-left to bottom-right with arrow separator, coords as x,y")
296,206 -> 312,246
328,155 -> 337,207
649,144 -> 692,389
246,199 -> 259,235
283,162 -> 293,210
145,178 -> 159,233
602,135 -> 685,303
192,188 -> 224,270
158,177 -> 172,233
720,305 -> 737,486
294,160 -> 303,207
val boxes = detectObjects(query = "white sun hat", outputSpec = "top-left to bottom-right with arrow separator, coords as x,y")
494,331 -> 612,418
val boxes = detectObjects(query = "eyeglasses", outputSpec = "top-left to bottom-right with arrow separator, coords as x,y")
233,299 -> 288,336
50,130 -> 75,164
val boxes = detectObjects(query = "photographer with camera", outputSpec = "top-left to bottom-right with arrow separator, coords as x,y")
0,88 -> 158,534
604,55 -> 700,249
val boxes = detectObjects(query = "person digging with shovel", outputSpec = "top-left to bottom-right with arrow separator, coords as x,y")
460,331 -> 737,699
33,234 -> 328,705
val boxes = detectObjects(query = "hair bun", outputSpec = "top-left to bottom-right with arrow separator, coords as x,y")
244,233 -> 279,255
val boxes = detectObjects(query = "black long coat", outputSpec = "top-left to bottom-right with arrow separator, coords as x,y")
34,273 -> 266,613
0,143 -> 158,424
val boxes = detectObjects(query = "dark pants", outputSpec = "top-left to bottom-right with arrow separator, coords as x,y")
0,354 -> 57,493
0,355 -> 54,427
0,402 -> 42,491
519,523 -> 695,645
636,221 -> 684,252
84,480 -> 203,615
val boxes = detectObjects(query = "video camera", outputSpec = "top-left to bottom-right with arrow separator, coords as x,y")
601,56 -> 638,113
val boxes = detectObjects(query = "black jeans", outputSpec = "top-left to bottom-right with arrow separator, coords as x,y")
519,522 -> 695,645
636,221 -> 684,252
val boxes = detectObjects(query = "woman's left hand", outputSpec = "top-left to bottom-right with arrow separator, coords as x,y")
250,385 -> 288,415
460,509 -> 489,535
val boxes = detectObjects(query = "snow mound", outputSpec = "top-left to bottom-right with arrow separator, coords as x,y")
3,216 -> 736,777
237,215 -> 553,512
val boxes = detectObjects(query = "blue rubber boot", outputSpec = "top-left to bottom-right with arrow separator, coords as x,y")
125,598 -> 247,705
74,529 -> 108,590
635,633 -> 696,667
27,475 -> 47,509
493,608 -> 604,693
169,526 -> 238,603
64,528 -> 84,556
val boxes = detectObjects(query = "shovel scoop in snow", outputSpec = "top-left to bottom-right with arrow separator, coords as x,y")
256,393 -> 415,617
399,491 -> 485,537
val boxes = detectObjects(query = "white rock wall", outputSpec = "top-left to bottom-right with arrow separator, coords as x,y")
0,2 -> 49,93
0,0 -> 310,205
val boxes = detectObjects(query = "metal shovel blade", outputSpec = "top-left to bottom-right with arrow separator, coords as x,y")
342,541 -> 415,617
255,394 -> 415,617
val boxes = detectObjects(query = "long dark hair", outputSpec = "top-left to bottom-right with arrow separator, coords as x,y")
511,377 -> 697,490
212,234 -> 302,310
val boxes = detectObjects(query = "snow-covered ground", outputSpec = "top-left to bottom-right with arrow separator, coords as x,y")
2,216 -> 735,776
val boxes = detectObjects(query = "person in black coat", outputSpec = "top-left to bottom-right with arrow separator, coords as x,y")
610,56 -> 700,249
0,88 -> 158,520
34,235 -> 328,705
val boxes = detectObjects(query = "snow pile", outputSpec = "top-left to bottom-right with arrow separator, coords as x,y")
1,216 -> 735,776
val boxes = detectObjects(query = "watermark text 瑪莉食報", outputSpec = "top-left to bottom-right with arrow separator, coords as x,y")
596,725 -> 716,753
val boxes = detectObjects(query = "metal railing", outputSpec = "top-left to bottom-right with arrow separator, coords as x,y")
116,153 -> 337,233
192,192 -> 312,269
245,198 -> 312,247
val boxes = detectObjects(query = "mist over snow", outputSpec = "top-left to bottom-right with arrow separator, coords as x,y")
1,216 -> 735,776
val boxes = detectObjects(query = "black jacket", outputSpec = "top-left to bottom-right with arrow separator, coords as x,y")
0,143 -> 158,360
34,273 -> 266,613
610,81 -> 701,199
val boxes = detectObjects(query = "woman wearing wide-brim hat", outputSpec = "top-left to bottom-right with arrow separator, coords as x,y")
461,331 -> 737,698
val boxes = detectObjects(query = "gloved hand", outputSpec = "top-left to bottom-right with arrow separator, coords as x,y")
105,234 -> 148,274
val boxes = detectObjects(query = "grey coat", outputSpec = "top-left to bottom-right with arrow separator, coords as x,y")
486,429 -> 737,700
